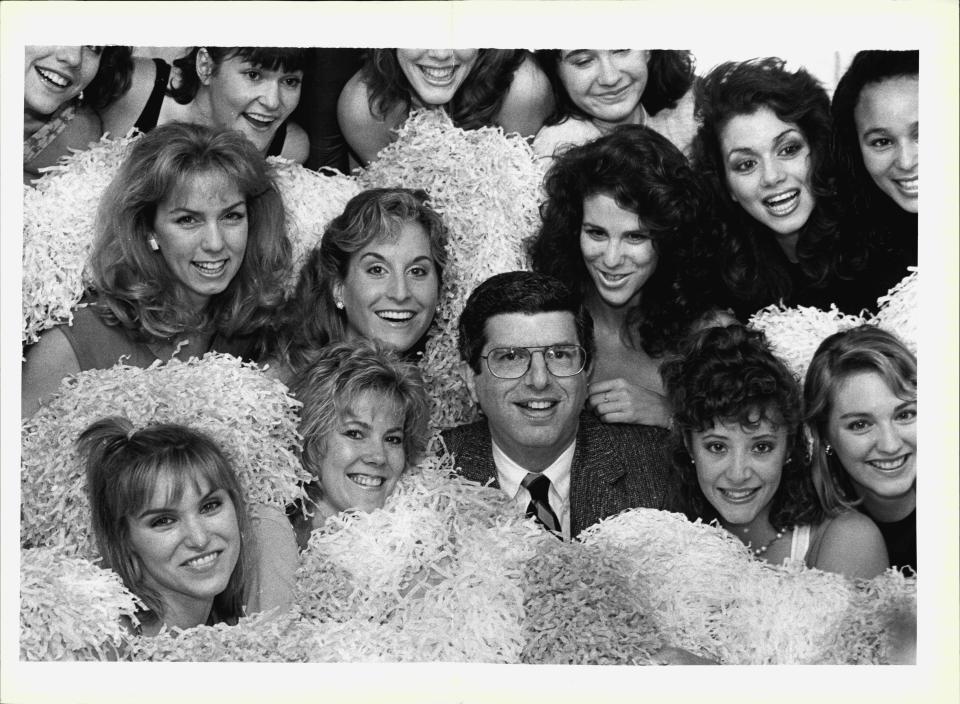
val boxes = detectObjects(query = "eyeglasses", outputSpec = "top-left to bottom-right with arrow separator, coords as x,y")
480,345 -> 587,379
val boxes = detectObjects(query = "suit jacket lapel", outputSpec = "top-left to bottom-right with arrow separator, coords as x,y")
570,413 -> 626,537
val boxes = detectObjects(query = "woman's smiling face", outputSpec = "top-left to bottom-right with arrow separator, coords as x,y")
720,106 -> 816,237
201,53 -> 303,154
335,220 -> 440,353
311,391 -> 407,517
854,76 -> 919,213
826,370 -> 917,505
396,49 -> 480,107
688,417 -> 788,530
579,192 -> 658,309
152,169 -> 249,311
24,45 -> 102,117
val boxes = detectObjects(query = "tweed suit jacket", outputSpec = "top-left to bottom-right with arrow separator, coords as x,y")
441,412 -> 671,538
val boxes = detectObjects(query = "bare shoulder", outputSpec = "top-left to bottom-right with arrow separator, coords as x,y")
337,70 -> 398,165
815,511 -> 889,580
22,327 -> 81,419
497,54 -> 555,138
280,121 -> 310,165
99,56 -> 159,139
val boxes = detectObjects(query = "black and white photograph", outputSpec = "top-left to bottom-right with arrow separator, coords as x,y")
3,1 -> 957,702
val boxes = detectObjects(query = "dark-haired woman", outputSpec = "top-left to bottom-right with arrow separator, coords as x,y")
531,124 -> 732,429
99,47 -> 309,162
337,49 -> 553,166
691,58 -> 883,319
533,50 -> 698,168
662,325 -> 888,579
831,50 -> 918,296
24,45 -> 132,184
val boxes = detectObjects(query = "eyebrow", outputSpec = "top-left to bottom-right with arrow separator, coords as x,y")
357,252 -> 434,264
725,129 -> 799,159
561,50 -> 591,60
164,200 -> 246,216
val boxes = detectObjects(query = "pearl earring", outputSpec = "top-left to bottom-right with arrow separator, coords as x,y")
78,90 -> 85,103
824,443 -> 833,455
148,237 -> 160,251
335,299 -> 344,310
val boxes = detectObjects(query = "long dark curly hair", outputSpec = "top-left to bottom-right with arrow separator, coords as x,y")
691,58 -> 855,315
831,51 -> 918,265
536,49 -> 696,126
530,123 -> 720,357
661,325 -> 822,532
362,49 -> 526,130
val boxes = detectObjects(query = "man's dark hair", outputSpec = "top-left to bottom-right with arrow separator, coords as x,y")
457,271 -> 594,374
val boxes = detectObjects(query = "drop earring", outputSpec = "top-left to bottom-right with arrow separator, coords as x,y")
78,90 -> 85,103
335,299 -> 345,310
148,236 -> 160,251
824,443 -> 833,455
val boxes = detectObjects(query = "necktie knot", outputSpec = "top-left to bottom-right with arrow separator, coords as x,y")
522,472 -> 561,535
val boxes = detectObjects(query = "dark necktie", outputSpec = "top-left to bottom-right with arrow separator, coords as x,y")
522,472 -> 561,535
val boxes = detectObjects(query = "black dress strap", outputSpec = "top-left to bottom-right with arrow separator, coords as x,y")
133,58 -> 172,134
266,121 -> 288,157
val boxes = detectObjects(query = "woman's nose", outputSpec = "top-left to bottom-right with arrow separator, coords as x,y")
875,421 -> 904,454
55,46 -> 83,67
760,158 -> 786,187
201,223 -> 225,252
258,81 -> 281,110
426,49 -> 454,61
363,441 -> 387,466
182,516 -> 210,549
602,239 -> 622,268
596,54 -> 620,85
896,139 -> 919,172
387,272 -> 411,301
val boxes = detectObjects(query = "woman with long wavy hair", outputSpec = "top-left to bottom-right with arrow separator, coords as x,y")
22,122 -> 291,418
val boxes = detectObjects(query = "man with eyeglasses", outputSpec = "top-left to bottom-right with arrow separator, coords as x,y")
442,271 -> 671,539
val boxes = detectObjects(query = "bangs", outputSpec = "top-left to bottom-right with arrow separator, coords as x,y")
120,450 -> 231,520
714,405 -> 786,435
229,47 -> 307,73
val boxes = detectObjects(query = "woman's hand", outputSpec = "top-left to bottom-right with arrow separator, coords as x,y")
588,378 -> 671,428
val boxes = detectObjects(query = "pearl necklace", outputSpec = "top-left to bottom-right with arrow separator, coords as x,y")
750,527 -> 791,557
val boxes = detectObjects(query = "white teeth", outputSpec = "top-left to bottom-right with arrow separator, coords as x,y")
193,261 -> 226,275
895,177 -> 918,193
377,311 -> 415,321
868,456 -> 908,471
523,400 -> 554,410
420,66 -> 456,81
245,113 -> 275,124
349,474 -> 385,487
185,553 -> 217,568
37,67 -> 70,88
719,488 -> 758,501
763,190 -> 799,216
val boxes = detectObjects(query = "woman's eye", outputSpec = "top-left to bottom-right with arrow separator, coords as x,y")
408,265 -> 430,278
706,442 -> 726,454
626,231 -> 650,243
385,434 -> 404,446
732,159 -> 756,174
753,442 -> 774,454
846,419 -> 870,432
344,429 -> 363,440
896,408 -> 917,422
365,264 -> 387,276
175,215 -> 198,226
779,141 -> 804,157
582,226 -> 606,240
868,137 -> 892,149
244,70 -> 262,81
282,76 -> 302,89
223,210 -> 247,222
201,499 -> 223,514
150,515 -> 174,528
